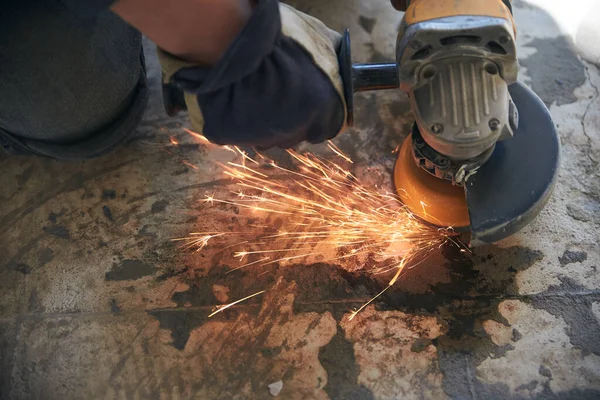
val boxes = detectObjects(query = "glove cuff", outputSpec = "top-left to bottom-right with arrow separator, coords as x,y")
279,4 -> 346,130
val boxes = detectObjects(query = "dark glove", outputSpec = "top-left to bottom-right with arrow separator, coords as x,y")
158,0 -> 347,148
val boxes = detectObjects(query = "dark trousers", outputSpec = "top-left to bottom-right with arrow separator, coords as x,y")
0,0 -> 147,159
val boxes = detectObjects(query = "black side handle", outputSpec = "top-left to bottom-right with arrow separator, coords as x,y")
337,29 -> 400,127
353,63 -> 399,92
337,30 -> 355,126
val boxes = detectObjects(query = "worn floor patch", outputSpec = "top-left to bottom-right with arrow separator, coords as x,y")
520,36 -> 586,106
478,300 -> 600,398
341,306 -> 446,398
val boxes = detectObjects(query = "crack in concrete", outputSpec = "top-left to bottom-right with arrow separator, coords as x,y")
2,288 -> 600,323
466,357 -> 477,400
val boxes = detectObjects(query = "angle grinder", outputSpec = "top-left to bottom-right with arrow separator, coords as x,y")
338,0 -> 560,243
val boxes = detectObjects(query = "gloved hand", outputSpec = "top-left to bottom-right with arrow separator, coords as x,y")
158,0 -> 347,149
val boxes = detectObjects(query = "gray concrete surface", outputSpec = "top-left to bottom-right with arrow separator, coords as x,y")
520,0 -> 600,66
1,0 -> 599,399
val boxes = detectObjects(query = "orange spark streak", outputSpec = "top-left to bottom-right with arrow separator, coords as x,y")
208,290 -> 266,317
184,128 -> 210,143
348,259 -> 407,321
327,140 -> 353,163
226,257 -> 271,274
182,160 -> 199,170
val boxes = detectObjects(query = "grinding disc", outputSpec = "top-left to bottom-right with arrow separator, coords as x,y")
394,135 -> 470,228
465,81 -> 560,243
394,82 -> 559,243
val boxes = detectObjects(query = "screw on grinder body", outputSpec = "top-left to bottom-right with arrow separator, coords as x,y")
337,0 -> 559,244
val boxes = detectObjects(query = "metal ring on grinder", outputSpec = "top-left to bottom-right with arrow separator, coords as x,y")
394,134 -> 470,228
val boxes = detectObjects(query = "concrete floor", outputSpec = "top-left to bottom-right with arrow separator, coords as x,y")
1,0 -> 599,399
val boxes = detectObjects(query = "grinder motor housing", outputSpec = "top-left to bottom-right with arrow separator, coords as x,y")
398,0 -> 519,185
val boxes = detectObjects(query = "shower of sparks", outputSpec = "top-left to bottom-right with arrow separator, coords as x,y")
177,130 -> 461,319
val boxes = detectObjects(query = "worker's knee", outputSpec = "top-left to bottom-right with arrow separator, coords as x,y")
0,2 -> 147,159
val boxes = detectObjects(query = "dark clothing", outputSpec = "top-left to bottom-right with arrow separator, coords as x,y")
0,0 -> 146,159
